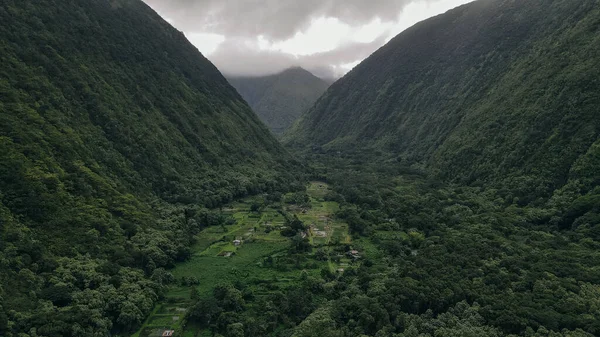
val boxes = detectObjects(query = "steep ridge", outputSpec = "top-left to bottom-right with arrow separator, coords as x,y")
0,0 -> 298,334
286,0 -> 600,200
228,67 -> 330,134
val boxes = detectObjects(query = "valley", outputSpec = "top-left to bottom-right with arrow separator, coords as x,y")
2,0 -> 600,336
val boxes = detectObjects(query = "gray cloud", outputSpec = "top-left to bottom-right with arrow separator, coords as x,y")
210,35 -> 387,79
143,0 -> 472,77
144,0 -> 416,40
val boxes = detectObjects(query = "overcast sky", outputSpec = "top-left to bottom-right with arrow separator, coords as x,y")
143,0 -> 475,79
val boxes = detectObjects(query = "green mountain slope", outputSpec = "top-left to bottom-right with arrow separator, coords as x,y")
0,0 -> 298,335
286,0 -> 600,200
228,67 -> 330,135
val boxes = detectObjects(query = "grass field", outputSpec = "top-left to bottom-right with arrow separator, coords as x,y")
131,302 -> 187,337
132,182 -> 355,336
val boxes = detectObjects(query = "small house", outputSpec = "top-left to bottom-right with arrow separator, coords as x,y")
218,251 -> 233,257
347,250 -> 360,258
162,330 -> 175,337
233,239 -> 241,246
315,230 -> 327,237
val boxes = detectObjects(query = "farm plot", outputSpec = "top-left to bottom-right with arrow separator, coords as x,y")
133,182 -> 353,337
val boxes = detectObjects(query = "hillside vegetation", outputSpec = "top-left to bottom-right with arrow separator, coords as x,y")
286,0 -> 600,201
228,67 -> 330,135
3,0 -> 600,336
0,0 -> 300,335
260,1 -> 600,335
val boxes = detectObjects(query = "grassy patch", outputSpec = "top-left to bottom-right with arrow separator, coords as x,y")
135,182 -> 350,336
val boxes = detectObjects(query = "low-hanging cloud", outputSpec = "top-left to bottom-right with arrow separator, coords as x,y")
143,0 -> 475,78
210,35 -> 388,79
144,0 -> 419,40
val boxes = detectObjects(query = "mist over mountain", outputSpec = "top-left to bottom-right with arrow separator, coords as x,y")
227,67 -> 330,135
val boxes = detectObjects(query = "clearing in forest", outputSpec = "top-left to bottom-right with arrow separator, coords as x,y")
131,182 -> 354,337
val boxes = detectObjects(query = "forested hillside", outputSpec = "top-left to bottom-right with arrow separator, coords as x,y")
0,0 -> 299,335
262,1 -> 600,335
286,0 -> 600,200
228,67 -> 330,135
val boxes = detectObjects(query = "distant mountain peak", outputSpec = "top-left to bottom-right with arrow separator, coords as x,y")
281,66 -> 309,73
228,68 -> 330,135
279,66 -> 323,80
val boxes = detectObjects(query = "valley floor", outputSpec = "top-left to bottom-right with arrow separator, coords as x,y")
131,182 -> 353,337
126,156 -> 600,337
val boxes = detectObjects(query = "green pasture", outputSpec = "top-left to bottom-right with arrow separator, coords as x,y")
133,182 -> 353,336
